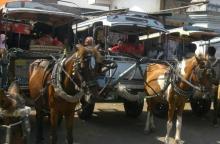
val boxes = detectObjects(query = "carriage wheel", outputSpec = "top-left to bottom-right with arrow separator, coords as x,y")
78,100 -> 95,120
123,100 -> 144,118
190,99 -> 211,116
152,101 -> 168,118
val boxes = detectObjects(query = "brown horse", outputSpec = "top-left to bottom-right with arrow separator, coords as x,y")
0,81 -> 26,144
144,55 -> 214,144
29,44 -> 103,144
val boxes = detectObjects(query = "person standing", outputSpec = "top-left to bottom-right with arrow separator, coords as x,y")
0,34 -> 8,88
0,34 -> 7,59
207,46 -> 220,103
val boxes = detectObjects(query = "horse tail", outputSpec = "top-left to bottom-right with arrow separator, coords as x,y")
29,59 -> 42,79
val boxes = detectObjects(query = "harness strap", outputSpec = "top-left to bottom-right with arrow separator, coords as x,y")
34,60 -> 54,102
144,69 -> 172,99
172,80 -> 193,98
51,57 -> 84,103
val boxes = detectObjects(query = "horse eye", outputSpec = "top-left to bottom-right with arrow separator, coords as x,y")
199,61 -> 205,68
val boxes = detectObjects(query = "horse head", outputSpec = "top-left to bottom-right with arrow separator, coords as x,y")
0,81 -> 25,111
63,44 -> 103,103
183,54 -> 214,99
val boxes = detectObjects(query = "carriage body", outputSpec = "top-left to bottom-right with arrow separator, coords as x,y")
73,11 -> 167,118
0,1 -> 82,91
0,2 -> 83,142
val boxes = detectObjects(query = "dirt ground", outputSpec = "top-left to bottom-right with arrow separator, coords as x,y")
24,102 -> 220,144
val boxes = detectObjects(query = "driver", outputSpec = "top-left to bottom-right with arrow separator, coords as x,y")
108,35 -> 144,56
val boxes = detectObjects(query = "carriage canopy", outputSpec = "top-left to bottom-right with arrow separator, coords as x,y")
1,1 -> 83,26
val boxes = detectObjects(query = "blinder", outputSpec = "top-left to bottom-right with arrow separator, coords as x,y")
71,52 -> 98,103
194,61 -> 214,81
191,60 -> 214,99
77,53 -> 98,103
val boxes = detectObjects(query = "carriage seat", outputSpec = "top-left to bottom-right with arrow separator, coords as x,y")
29,45 -> 63,53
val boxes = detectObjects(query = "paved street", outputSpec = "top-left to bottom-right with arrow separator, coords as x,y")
28,103 -> 220,144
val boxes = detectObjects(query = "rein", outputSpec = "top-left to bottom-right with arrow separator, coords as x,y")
143,58 -> 208,99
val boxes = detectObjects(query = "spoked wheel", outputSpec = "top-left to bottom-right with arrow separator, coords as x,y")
152,101 -> 168,118
190,98 -> 211,116
124,100 -> 144,118
78,100 -> 95,120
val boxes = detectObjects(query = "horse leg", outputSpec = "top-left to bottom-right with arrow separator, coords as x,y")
213,84 -> 220,126
213,94 -> 218,126
35,109 -> 44,143
174,102 -> 185,144
150,111 -> 155,130
164,102 -> 175,144
144,99 -> 154,134
50,108 -> 58,144
144,111 -> 151,134
65,113 -> 74,144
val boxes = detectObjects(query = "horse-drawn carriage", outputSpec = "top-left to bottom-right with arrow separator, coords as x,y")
0,1 -> 83,89
0,1 -> 219,144
72,11 -> 167,119
0,1 -> 84,143
140,25 -> 220,117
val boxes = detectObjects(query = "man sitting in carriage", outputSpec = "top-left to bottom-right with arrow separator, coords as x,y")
109,35 -> 144,56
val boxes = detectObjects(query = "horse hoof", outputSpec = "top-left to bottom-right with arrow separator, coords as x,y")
173,139 -> 184,144
164,138 -> 169,144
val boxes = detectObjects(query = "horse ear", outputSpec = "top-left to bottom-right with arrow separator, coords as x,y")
76,44 -> 83,49
91,45 -> 104,63
94,44 -> 100,50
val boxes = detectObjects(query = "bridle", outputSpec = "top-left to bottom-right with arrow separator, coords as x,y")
50,50 -> 98,103
172,58 -> 213,99
144,57 -> 214,99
